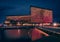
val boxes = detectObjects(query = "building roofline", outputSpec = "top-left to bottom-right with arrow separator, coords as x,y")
6,14 -> 30,16
30,5 -> 52,11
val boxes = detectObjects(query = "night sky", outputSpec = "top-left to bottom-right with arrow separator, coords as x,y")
0,0 -> 60,23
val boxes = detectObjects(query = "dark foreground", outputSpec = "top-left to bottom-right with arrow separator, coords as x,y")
0,26 -> 60,42
0,35 -> 60,42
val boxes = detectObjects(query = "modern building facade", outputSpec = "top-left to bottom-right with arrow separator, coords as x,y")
4,6 -> 53,41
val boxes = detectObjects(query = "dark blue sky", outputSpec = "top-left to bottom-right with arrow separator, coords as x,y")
0,0 -> 60,23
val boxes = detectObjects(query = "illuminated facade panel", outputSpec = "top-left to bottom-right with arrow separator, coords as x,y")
31,7 -> 53,23
43,10 -> 52,23
6,16 -> 31,21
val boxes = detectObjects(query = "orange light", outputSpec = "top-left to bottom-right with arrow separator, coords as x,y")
5,21 -> 10,24
16,22 -> 21,26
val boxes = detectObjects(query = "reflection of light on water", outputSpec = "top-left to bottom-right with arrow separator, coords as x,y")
5,29 -> 21,38
18,29 -> 20,34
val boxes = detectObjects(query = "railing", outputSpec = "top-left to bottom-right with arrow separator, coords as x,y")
37,27 -> 60,37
